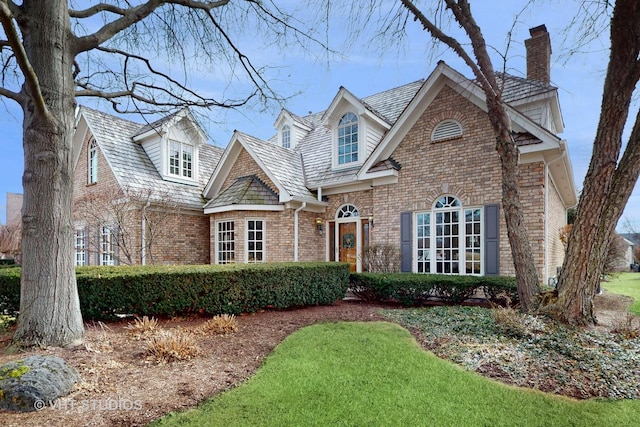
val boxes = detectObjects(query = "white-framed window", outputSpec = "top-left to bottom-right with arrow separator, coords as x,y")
88,138 -> 98,184
246,219 -> 265,263
74,227 -> 87,266
168,140 -> 193,178
100,225 -> 116,266
431,119 -> 463,142
337,204 -> 359,218
337,112 -> 358,165
415,196 -> 483,275
217,220 -> 235,264
281,125 -> 291,149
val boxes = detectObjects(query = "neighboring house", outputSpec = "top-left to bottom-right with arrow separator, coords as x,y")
620,233 -> 639,267
202,25 -> 577,282
71,107 -> 223,266
5,192 -> 22,228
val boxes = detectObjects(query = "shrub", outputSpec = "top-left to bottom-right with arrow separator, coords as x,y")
201,314 -> 238,335
125,315 -> 159,339
349,272 -> 518,306
492,307 -> 528,337
611,314 -> 640,339
146,329 -> 199,363
362,245 -> 400,273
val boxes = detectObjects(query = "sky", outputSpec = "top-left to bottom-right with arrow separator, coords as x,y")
1,0 -> 638,232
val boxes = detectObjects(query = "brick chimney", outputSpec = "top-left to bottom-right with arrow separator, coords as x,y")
525,24 -> 551,84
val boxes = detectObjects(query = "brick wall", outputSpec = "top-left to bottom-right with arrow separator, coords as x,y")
546,175 -> 568,279
221,148 -> 279,194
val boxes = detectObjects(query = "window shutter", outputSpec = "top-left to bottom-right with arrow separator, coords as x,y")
113,225 -> 120,266
400,212 -> 412,272
84,226 -> 89,266
484,204 -> 500,276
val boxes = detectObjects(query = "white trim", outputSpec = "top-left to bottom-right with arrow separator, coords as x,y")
245,218 -> 266,263
204,204 -> 285,215
215,219 -> 236,265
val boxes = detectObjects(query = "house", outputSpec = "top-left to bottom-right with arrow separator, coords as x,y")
71,107 -> 223,265
202,25 -> 576,282
71,24 -> 577,284
620,233 -> 639,268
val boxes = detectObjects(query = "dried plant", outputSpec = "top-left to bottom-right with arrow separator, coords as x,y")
125,315 -> 159,339
202,314 -> 238,335
492,307 -> 528,338
146,330 -> 200,363
612,314 -> 640,339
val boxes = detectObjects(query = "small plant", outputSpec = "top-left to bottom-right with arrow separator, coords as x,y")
125,315 -> 159,339
492,307 -> 528,338
146,330 -> 200,363
611,314 -> 640,339
202,314 -> 238,335
0,314 -> 16,332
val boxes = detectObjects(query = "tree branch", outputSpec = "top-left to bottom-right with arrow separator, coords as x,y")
0,0 -> 46,113
69,3 -> 129,19
72,0 -> 230,54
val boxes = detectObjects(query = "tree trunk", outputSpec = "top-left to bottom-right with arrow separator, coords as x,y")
12,0 -> 84,347
555,0 -> 640,325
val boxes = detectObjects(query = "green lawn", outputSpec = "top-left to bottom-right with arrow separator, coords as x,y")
603,272 -> 640,315
150,321 -> 640,427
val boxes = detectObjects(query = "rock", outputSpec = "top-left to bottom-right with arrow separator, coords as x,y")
0,355 -> 80,412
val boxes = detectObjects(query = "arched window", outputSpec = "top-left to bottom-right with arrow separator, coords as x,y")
281,125 -> 291,149
415,196 -> 482,275
337,112 -> 358,165
431,119 -> 462,142
88,138 -> 98,184
336,204 -> 359,218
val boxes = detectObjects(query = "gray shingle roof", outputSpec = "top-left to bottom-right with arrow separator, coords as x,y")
497,73 -> 556,104
80,106 -> 223,210
203,175 -> 279,209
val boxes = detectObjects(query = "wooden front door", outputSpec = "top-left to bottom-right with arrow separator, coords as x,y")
339,222 -> 357,272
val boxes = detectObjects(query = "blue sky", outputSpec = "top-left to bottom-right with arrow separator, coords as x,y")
1,1 -> 638,231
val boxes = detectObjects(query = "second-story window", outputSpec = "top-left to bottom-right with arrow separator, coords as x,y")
282,125 -> 291,148
169,140 -> 193,178
338,112 -> 358,165
88,138 -> 98,184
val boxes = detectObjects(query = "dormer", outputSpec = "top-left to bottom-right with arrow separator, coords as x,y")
273,109 -> 312,149
321,87 -> 390,170
132,109 -> 206,186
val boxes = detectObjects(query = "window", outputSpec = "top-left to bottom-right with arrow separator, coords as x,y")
415,196 -> 483,275
337,204 -> 359,218
246,219 -> 265,263
431,119 -> 463,142
217,220 -> 235,264
100,225 -> 116,266
74,227 -> 87,266
88,138 -> 98,184
281,125 -> 291,149
337,112 -> 358,165
168,140 -> 193,178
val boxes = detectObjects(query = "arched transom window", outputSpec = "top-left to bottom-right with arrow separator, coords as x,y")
337,112 -> 358,165
336,204 -> 359,219
415,196 -> 483,275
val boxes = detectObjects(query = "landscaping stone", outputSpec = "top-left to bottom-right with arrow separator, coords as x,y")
0,355 -> 80,412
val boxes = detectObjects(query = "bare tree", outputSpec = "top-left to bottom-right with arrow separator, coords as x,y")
0,0 -> 322,347
75,186 -> 183,265
0,223 -> 21,261
553,0 -> 640,325
349,0 -> 541,310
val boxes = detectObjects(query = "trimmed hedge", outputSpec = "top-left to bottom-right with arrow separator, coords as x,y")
0,263 -> 350,320
349,272 -> 518,306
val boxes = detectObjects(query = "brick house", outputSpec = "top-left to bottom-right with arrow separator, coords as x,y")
71,107 -> 223,265
202,25 -> 577,282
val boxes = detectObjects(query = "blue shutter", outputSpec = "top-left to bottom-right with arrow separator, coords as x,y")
400,212 -> 412,272
484,204 -> 500,276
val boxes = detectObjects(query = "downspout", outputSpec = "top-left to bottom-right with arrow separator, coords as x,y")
294,202 -> 307,262
141,201 -> 151,266
544,142 -> 567,283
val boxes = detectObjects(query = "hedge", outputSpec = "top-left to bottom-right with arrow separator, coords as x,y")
349,272 -> 518,306
0,262 -> 350,320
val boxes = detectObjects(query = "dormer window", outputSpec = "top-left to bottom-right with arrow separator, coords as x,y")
338,112 -> 358,165
281,125 -> 291,148
169,140 -> 193,178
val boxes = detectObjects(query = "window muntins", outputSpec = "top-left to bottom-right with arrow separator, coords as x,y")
281,125 -> 291,149
336,204 -> 359,219
167,139 -> 194,180
415,196 -> 483,275
88,138 -> 98,184
217,220 -> 235,264
246,219 -> 265,263
100,225 -> 116,266
337,112 -> 359,166
431,120 -> 463,142
74,227 -> 87,266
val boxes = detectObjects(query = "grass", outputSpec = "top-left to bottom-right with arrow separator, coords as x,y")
602,272 -> 640,315
151,321 -> 640,426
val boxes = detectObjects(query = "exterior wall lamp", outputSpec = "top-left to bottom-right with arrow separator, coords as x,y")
368,214 -> 374,228
315,217 -> 324,235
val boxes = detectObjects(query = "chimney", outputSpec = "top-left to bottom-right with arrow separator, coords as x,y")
525,24 -> 551,84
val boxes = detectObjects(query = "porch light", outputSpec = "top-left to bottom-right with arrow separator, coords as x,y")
368,214 -> 374,228
315,217 -> 324,235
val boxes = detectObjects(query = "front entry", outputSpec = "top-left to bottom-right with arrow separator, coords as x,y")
339,222 -> 358,272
